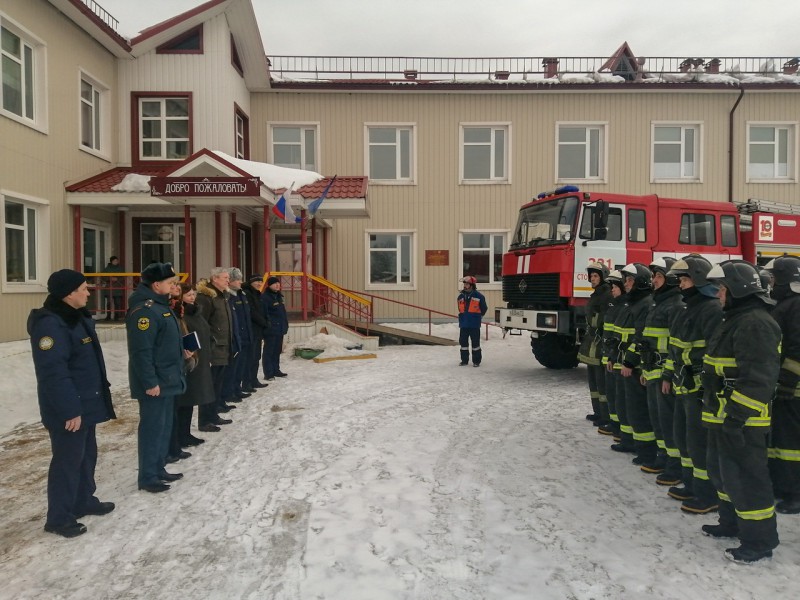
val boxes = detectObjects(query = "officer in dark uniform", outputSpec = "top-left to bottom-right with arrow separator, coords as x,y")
28,269 -> 116,537
127,262 -> 187,493
577,262 -> 612,426
702,260 -> 781,564
765,255 -> 800,513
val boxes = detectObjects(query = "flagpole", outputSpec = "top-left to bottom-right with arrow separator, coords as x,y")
300,208 -> 308,321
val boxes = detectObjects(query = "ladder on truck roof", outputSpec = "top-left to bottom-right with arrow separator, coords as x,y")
735,198 -> 800,216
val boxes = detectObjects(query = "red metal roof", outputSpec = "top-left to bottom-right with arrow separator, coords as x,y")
66,167 -> 368,199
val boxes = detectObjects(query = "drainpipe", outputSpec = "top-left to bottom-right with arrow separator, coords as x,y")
728,87 -> 745,203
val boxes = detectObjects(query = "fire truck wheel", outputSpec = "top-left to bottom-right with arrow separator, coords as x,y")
531,333 -> 579,369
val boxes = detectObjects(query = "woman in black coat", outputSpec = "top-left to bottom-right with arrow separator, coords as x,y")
177,283 -> 215,446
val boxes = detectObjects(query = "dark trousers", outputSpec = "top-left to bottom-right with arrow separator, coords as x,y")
587,364 -> 609,423
235,342 -> 251,393
177,405 -> 193,444
653,381 -> 682,479
168,399 -> 180,457
673,390 -> 692,490
681,392 -> 717,503
615,371 -> 633,446
249,332 -> 264,386
459,328 -> 481,365
604,366 -> 620,433
199,365 -> 225,425
624,372 -> 656,461
137,396 -> 173,486
223,345 -> 249,400
769,398 -> 800,497
45,424 -> 99,526
263,334 -> 284,378
707,428 -> 779,551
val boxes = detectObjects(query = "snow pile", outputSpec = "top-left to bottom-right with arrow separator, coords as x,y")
212,151 -> 322,191
111,173 -> 153,193
290,332 -> 369,359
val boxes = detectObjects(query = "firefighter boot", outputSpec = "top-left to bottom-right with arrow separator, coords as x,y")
724,545 -> 773,564
776,495 -> 800,514
702,523 -> 739,538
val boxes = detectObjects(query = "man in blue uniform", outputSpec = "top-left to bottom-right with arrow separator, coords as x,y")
127,263 -> 187,493
28,269 -> 116,537
457,276 -> 488,367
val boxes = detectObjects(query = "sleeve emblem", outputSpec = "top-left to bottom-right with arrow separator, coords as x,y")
137,317 -> 151,331
38,336 -> 54,351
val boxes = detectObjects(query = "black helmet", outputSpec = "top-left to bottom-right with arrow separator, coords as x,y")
621,262 -> 653,290
668,254 -> 713,286
586,261 -> 610,281
706,260 -> 772,303
765,256 -> 800,292
650,257 -> 678,285
758,269 -> 773,294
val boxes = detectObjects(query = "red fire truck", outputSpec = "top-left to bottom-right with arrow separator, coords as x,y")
496,187 -> 800,369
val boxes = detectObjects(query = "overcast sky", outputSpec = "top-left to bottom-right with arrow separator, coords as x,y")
100,0 -> 798,58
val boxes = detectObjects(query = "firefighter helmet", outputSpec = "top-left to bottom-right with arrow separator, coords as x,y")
668,254 -> 713,286
621,262 -> 653,290
586,261 -> 610,281
765,255 -> 800,292
706,260 -> 772,302
650,256 -> 678,286
758,269 -> 773,294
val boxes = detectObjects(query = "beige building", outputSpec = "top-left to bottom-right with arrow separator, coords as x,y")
1,0 -> 799,341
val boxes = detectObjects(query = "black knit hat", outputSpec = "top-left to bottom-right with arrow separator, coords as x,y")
248,274 -> 264,283
141,262 -> 176,284
47,269 -> 87,299
266,276 -> 280,286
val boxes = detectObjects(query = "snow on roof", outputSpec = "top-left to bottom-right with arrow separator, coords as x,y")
111,173 -> 153,192
211,151 -> 323,191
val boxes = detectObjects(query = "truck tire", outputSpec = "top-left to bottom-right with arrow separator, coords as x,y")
531,333 -> 579,369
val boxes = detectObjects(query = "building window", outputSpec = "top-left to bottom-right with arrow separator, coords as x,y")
557,123 -> 606,182
140,222 -> 185,271
461,124 -> 509,182
235,105 -> 249,159
461,232 -> 506,285
271,124 -> 317,171
748,123 -> 796,181
721,215 -> 738,247
652,124 -> 700,181
156,25 -> 203,54
230,35 -> 243,77
1,20 -> 45,129
366,125 -> 415,183
2,194 -> 47,286
135,95 -> 191,162
367,232 -> 414,287
679,213 -> 716,246
79,73 -> 109,156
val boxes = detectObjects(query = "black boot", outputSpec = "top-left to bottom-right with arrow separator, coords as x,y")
702,523 -> 738,538
776,496 -> 800,515
724,545 -> 773,564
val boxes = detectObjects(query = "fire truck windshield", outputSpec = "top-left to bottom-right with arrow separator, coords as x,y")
510,196 -> 579,249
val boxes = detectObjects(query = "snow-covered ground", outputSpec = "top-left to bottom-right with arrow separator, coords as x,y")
1,324 -> 798,599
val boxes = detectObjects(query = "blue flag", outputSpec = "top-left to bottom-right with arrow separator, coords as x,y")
307,175 -> 337,217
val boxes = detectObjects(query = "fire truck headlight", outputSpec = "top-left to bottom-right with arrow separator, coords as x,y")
537,314 -> 558,329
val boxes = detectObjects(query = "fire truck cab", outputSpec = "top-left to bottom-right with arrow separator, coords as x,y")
496,187 -> 800,369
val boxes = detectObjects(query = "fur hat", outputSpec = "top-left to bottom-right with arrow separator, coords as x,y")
228,267 -> 243,282
141,262 -> 176,284
266,276 -> 280,287
47,269 -> 87,299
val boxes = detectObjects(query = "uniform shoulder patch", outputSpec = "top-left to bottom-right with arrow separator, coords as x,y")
38,336 -> 54,351
162,312 -> 172,317
137,317 -> 150,331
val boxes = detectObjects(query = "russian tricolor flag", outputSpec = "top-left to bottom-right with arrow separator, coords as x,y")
272,182 -> 300,223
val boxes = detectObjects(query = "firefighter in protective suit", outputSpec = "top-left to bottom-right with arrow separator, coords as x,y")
457,276 -> 487,367
619,263 -> 657,466
577,262 -> 613,426
765,255 -> 800,514
701,260 -> 781,564
664,254 -> 723,513
606,271 -> 635,451
599,270 -> 626,439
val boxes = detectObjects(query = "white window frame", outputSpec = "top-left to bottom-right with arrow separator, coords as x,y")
0,189 -> 50,293
746,122 -> 798,183
235,111 -> 247,159
650,122 -> 702,183
459,123 -> 511,184
78,69 -> 110,160
268,122 -> 320,171
138,97 -> 190,161
364,123 -> 417,185
0,15 -> 48,133
555,122 -> 608,183
459,229 -> 509,290
365,230 -> 416,290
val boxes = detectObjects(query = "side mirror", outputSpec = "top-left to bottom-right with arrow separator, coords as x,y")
593,200 -> 609,229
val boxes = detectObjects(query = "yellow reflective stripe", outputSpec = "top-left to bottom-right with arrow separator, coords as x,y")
693,467 -> 710,481
609,414 -> 620,423
657,439 -> 666,449
666,447 -> 681,458
717,491 -> 731,503
632,431 -> 656,442
663,359 -> 674,371
599,394 -> 608,403
644,327 -> 669,336
736,505 -> 776,521
590,391 -> 600,400
745,417 -> 771,427
642,369 -> 662,380
681,457 -> 694,468
730,390 -> 768,416
620,424 -> 634,434
703,355 -> 737,377
783,357 -> 800,376
669,337 -> 691,349
618,327 -> 635,341
605,324 -> 619,334
702,412 -> 724,425
768,448 -> 800,461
